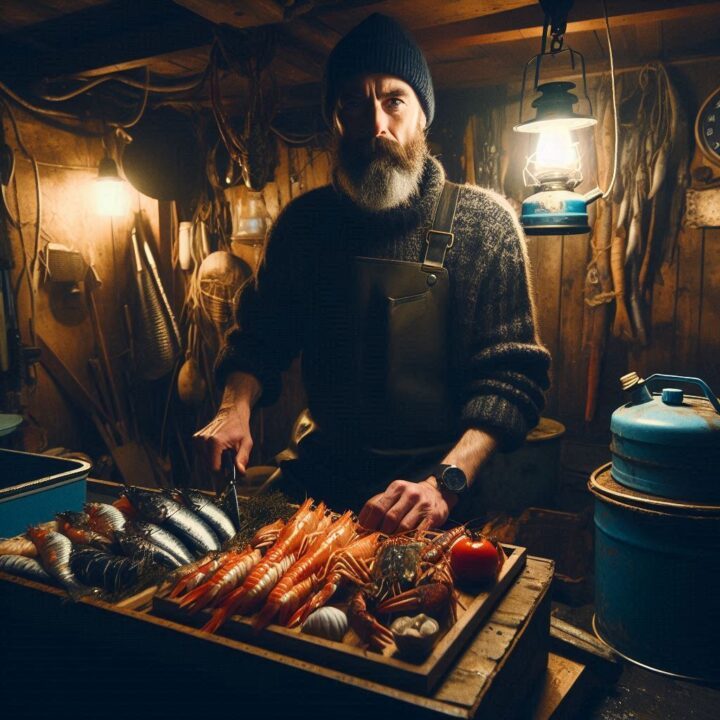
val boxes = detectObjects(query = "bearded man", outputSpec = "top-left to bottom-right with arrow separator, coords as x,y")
194,13 -> 551,532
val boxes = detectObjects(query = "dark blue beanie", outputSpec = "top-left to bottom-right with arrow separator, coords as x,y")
322,13 -> 435,128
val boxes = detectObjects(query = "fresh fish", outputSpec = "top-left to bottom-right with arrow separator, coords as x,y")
0,535 -> 38,558
115,531 -> 182,570
85,502 -> 127,541
123,486 -> 220,555
57,511 -> 112,549
125,520 -> 194,565
0,554 -> 53,584
71,547 -> 143,593
168,489 -> 236,542
27,526 -> 95,599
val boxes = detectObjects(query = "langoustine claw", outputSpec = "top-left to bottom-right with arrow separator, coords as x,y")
348,589 -> 394,652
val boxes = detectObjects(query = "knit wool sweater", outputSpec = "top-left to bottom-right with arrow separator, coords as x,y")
216,155 -> 551,451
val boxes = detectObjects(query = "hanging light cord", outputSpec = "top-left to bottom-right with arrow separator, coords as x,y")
1,98 -> 41,344
111,67 -> 150,129
40,70 -> 206,101
601,0 -> 619,200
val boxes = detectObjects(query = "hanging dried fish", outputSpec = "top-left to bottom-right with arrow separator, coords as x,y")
611,224 -> 633,340
612,62 -> 690,345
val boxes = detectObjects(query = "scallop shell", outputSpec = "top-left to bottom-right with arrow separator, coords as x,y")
300,606 -> 348,642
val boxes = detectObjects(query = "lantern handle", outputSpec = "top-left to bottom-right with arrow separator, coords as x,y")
644,374 -> 720,415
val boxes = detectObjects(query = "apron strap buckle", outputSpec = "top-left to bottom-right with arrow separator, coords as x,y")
422,182 -> 460,272
422,229 -> 454,272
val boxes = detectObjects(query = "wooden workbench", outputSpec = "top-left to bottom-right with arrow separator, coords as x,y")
0,555 -> 553,719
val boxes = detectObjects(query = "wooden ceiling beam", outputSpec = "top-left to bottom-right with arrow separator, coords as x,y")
430,48 -> 720,91
416,0 -> 720,53
172,0 -> 283,28
311,0 -> 536,33
0,0 -> 214,81
73,46 -> 211,78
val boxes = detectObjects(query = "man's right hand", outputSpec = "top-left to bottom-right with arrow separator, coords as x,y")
192,372 -> 261,476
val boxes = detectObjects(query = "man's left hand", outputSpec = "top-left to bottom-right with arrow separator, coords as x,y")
357,479 -> 453,533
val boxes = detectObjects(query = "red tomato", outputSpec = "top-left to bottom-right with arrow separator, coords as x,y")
450,534 -> 504,586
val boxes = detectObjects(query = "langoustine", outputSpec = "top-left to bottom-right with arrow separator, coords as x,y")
168,516 -> 287,601
178,548 -> 262,614
288,531 -> 383,628
201,498 -> 324,633
253,510 -> 357,630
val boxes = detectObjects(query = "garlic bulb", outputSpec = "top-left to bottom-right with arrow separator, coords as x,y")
301,607 -> 348,642
391,614 -> 441,660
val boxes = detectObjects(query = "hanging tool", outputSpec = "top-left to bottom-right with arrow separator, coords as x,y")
85,263 -> 130,443
129,222 -> 178,380
141,233 -> 182,350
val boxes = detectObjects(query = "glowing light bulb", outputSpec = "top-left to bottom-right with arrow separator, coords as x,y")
94,157 -> 130,217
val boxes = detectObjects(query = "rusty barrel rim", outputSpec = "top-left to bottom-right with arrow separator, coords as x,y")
589,463 -> 720,517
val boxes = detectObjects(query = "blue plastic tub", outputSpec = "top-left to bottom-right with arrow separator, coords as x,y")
0,449 -> 90,537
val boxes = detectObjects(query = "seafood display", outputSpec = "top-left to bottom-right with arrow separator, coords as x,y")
1,487 -> 515,670
162,502 -> 488,660
0,486 -> 277,601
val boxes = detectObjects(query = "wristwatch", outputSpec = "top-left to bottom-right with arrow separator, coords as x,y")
430,464 -> 468,495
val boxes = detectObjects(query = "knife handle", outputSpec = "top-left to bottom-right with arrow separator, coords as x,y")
221,448 -> 237,479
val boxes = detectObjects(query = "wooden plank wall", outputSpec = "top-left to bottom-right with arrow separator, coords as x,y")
516,59 -> 720,451
254,142 -> 331,461
1,106 -> 161,455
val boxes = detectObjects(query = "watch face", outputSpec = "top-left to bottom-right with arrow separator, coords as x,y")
441,466 -> 467,493
697,87 -> 720,165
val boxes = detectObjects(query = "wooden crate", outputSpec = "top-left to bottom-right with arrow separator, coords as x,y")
0,556 -> 553,720
153,544 -> 527,694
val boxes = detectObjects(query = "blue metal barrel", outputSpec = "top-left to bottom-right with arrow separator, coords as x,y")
590,464 -> 720,680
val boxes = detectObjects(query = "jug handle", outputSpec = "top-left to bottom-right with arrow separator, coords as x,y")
645,374 -> 720,415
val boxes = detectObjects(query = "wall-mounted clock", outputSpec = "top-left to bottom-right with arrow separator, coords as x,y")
695,85 -> 720,170
687,84 -> 720,227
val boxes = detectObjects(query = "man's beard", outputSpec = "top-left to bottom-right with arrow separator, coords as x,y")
333,128 -> 427,212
